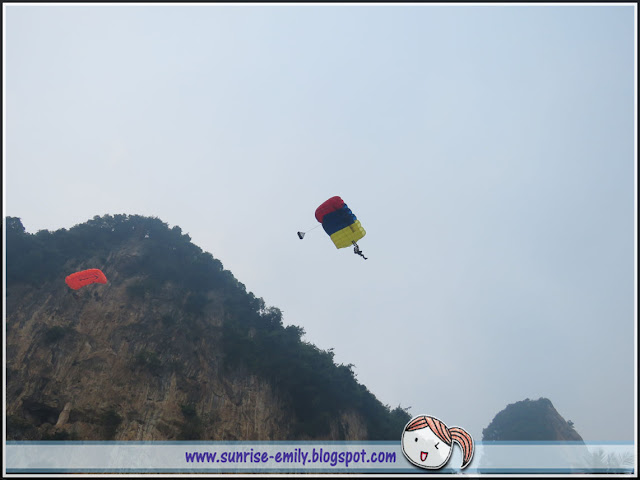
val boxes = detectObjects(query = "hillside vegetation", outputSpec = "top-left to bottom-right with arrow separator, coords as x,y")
6,214 -> 410,441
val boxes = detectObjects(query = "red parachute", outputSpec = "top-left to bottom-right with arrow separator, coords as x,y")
65,269 -> 108,290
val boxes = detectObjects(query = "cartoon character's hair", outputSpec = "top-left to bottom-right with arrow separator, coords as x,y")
405,415 -> 474,468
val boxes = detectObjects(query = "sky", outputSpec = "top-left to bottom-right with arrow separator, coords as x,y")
3,3 -> 637,444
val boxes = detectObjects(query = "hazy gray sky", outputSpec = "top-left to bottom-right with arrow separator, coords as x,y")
4,3 -> 636,443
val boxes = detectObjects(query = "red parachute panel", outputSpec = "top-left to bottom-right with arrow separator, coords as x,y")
65,269 -> 108,290
315,196 -> 345,223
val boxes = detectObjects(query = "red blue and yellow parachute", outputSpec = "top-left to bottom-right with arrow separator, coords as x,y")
315,196 -> 366,248
298,196 -> 368,259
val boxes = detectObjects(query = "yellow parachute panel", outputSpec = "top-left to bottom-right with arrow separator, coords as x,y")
329,220 -> 366,249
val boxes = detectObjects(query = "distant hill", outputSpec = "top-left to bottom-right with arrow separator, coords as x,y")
6,214 -> 410,441
482,397 -> 584,442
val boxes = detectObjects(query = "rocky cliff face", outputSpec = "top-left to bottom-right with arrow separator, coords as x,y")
6,236 -> 368,441
482,397 -> 584,442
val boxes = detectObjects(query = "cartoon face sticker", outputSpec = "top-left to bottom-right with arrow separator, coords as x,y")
401,415 -> 474,470
402,422 -> 452,468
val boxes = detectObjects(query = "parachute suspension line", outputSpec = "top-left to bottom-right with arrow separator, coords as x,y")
297,223 -> 321,240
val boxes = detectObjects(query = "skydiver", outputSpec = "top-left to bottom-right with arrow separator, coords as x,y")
353,242 -> 367,260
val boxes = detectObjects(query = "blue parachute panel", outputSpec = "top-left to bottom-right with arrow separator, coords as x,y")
321,204 -> 358,236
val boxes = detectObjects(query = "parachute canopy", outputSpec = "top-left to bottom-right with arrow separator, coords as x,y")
65,269 -> 108,290
315,196 -> 366,249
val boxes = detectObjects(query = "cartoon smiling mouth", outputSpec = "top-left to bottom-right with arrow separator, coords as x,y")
420,451 -> 428,462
